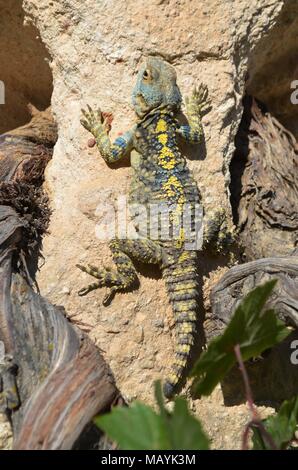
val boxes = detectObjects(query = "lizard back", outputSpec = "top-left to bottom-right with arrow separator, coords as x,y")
129,110 -> 201,397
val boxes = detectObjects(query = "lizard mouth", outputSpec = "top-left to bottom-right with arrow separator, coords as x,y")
134,94 -> 160,118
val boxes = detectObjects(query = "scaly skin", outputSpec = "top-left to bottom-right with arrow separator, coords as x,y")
78,57 -> 222,398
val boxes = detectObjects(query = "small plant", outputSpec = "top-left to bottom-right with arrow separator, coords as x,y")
252,396 -> 298,450
95,382 -> 209,450
95,280 -> 297,450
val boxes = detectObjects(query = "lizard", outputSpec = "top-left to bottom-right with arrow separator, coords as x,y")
78,57 -> 229,398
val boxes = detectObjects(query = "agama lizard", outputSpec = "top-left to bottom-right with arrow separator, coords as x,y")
78,57 -> 226,398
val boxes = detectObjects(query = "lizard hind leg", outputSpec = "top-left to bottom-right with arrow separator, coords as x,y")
203,208 -> 235,254
77,238 -> 163,304
106,238 -> 163,304
76,263 -> 124,300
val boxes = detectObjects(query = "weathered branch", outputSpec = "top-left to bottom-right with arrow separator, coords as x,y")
0,109 -> 119,449
205,257 -> 298,340
209,102 -> 298,406
230,98 -> 297,261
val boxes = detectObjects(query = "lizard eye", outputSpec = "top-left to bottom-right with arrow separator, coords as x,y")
143,70 -> 150,80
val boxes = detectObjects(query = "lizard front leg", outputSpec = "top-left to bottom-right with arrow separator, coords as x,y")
177,83 -> 211,144
77,238 -> 163,305
81,105 -> 134,163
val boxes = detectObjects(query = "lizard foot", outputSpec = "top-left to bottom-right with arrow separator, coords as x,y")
186,83 -> 211,117
76,263 -> 126,304
80,105 -> 112,135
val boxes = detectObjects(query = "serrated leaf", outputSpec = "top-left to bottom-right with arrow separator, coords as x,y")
95,381 -> 209,450
252,396 -> 298,450
191,280 -> 290,396
166,397 -> 210,450
95,402 -> 168,450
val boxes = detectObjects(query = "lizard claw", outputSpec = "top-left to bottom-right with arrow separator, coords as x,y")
78,286 -> 91,296
186,83 -> 211,117
102,286 -> 117,306
81,105 -> 104,133
194,83 -> 211,111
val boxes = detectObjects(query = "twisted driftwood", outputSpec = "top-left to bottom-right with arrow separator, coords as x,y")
205,256 -> 298,406
207,99 -> 298,405
230,98 -> 297,261
206,257 -> 298,340
0,108 -> 119,449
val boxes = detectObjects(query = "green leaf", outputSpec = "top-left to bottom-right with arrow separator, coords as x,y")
95,402 -> 168,450
191,280 -> 290,396
166,397 -> 210,450
252,396 -> 298,450
95,381 -> 209,450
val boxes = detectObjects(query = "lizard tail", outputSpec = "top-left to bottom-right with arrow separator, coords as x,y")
162,250 -> 198,399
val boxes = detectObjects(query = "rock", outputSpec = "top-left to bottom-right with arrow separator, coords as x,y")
60,286 -> 71,295
153,319 -> 165,329
133,326 -> 144,344
142,360 -> 155,370
0,415 -> 12,450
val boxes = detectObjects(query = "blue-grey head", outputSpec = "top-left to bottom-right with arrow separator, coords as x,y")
132,57 -> 182,118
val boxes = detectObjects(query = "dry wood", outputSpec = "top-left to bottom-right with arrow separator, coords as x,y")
231,98 -> 297,260
205,257 -> 298,340
0,109 -> 119,449
208,101 -> 298,405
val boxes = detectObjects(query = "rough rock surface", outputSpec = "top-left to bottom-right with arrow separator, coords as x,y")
246,0 -> 298,138
0,414 -> 13,450
2,0 -> 289,449
0,0 -> 52,133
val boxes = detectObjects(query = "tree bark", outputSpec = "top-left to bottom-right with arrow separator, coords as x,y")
0,109 -> 119,449
208,100 -> 298,406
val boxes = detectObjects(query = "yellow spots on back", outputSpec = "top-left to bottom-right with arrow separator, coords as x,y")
155,120 -> 177,170
175,228 -> 185,248
155,116 -> 187,247
158,133 -> 168,145
178,251 -> 191,263
161,175 -> 186,247
158,146 -> 176,170
156,118 -> 167,132
162,176 -> 185,203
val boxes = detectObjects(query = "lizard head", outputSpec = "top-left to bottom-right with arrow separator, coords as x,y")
132,57 -> 182,118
